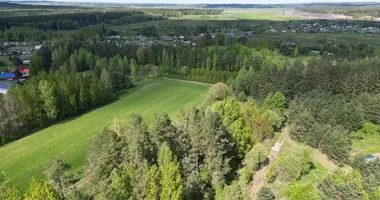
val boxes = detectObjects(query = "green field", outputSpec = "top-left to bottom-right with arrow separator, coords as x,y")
0,78 -> 208,189
180,9 -> 303,21
353,122 -> 380,155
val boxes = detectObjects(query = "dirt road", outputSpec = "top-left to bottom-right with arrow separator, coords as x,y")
250,127 -> 287,199
249,126 -> 338,199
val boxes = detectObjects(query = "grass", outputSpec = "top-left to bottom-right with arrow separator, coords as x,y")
0,56 -> 13,72
0,78 -> 208,190
177,8 -> 304,21
352,122 -> 380,155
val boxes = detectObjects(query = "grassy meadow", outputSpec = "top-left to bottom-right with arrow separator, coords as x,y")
0,78 -> 208,190
180,9 -> 304,21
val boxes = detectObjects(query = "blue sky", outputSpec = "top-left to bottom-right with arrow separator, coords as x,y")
47,0 -> 380,4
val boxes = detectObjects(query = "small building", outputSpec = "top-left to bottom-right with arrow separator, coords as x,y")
366,154 -> 375,162
226,32 -> 234,37
310,50 -> 321,55
23,60 -> 30,65
35,45 -> 42,50
107,35 -> 121,39
0,82 -> 12,95
281,42 -> 297,48
136,35 -> 147,41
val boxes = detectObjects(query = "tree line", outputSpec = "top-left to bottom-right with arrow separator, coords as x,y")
0,11 -> 162,31
0,48 -> 134,145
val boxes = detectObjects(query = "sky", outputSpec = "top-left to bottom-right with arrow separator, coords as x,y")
21,0 -> 380,4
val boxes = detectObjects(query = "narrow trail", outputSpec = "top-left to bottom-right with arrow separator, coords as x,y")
162,77 -> 212,86
250,127 -> 287,199
249,126 -> 338,199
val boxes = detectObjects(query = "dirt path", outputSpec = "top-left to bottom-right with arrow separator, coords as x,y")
137,82 -> 159,91
162,77 -> 212,86
250,127 -> 287,199
313,149 -> 338,171
249,126 -> 338,199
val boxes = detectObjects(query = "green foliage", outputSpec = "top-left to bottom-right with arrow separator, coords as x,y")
45,159 -> 75,198
85,128 -> 122,196
318,169 -> 369,200
211,98 -> 254,158
144,165 -> 160,200
158,143 -> 183,200
352,156 -> 380,199
38,80 -> 58,120
283,183 -> 320,200
0,172 -> 22,200
215,179 -> 250,200
108,167 -> 134,200
264,109 -> 284,131
262,92 -> 286,114
372,187 -> 380,200
204,82 -> 229,105
309,123 -> 352,163
30,52 -> 44,76
266,147 -> 313,183
257,187 -> 275,200
244,143 -> 268,175
136,47 -> 146,65
24,178 -> 61,200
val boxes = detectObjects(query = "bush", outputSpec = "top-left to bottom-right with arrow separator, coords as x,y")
283,183 -> 320,200
266,147 -> 313,182
204,82 -> 229,105
257,187 -> 275,200
244,143 -> 268,173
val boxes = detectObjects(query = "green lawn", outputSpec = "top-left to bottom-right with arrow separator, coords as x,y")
0,78 -> 208,190
353,122 -> 380,155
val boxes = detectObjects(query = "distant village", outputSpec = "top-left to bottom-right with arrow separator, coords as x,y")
104,21 -> 380,47
0,42 -> 39,95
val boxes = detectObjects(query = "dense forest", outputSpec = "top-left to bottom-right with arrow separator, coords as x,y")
0,11 -> 162,30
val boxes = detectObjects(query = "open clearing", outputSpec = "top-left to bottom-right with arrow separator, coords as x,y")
0,79 -> 208,190
352,122 -> 380,155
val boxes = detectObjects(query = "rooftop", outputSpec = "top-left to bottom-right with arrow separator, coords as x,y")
0,81 -> 12,95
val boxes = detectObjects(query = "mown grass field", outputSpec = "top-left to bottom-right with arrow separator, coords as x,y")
0,78 -> 208,190
180,9 -> 303,21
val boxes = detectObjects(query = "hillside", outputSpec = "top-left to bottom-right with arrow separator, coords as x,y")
0,78 -> 208,190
